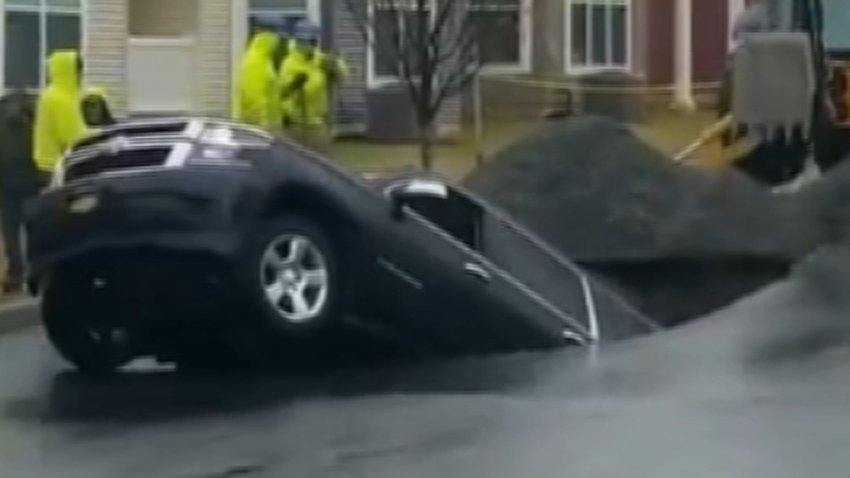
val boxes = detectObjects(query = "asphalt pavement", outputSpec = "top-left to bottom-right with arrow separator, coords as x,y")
3,249 -> 850,477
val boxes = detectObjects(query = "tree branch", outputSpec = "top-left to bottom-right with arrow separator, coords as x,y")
428,0 -> 457,48
426,3 -> 480,118
343,0 -> 481,136
343,0 -> 422,106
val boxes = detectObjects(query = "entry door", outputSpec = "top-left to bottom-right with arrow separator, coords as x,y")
126,0 -> 199,115
126,38 -> 197,114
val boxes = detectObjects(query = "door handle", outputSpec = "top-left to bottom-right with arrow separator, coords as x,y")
463,262 -> 492,283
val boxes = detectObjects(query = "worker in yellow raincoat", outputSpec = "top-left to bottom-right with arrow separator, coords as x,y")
233,29 -> 281,131
279,20 -> 347,149
33,50 -> 90,181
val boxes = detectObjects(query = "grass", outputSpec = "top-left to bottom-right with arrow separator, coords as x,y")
631,109 -> 730,169
328,120 -> 539,179
330,109 -> 722,180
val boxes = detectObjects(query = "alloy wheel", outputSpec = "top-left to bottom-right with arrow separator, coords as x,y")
259,234 -> 330,323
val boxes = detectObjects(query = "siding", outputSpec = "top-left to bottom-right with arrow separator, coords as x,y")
86,0 -> 231,117
532,0 -> 565,75
129,0 -> 197,36
632,0 -> 648,78
196,0 -> 232,116
436,0 -> 462,134
332,0 -> 368,131
85,0 -> 128,114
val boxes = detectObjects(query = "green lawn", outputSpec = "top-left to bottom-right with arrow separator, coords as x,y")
329,111 -> 718,180
329,121 -> 538,180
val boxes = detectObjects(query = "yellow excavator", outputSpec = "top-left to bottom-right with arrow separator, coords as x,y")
680,0 -> 850,187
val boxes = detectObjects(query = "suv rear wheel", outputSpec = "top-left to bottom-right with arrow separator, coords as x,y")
232,216 -> 343,356
42,273 -> 133,375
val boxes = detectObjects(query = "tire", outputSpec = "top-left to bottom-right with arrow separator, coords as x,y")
232,215 -> 344,352
42,273 -> 133,375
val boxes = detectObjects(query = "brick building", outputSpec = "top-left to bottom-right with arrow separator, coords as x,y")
0,0 -> 745,132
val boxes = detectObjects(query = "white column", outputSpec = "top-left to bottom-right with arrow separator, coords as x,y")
728,0 -> 746,52
0,0 -> 5,92
672,0 -> 695,112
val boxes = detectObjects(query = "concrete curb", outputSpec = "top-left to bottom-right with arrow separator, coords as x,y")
0,298 -> 40,336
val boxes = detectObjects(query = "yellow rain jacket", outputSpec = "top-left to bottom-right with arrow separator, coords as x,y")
33,50 -> 89,173
279,42 -> 348,129
233,32 -> 280,131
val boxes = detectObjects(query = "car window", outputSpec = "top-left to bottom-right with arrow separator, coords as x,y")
402,186 -> 483,250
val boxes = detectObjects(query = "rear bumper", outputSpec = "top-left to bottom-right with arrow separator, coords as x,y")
26,168 -> 256,273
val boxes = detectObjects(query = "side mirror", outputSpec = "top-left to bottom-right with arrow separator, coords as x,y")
387,179 -> 449,220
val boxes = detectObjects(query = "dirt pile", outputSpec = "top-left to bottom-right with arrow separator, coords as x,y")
795,158 -> 850,245
464,116 -> 813,262
464,116 -> 812,325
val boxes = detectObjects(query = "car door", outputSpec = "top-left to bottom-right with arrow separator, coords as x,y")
364,181 -> 587,353
458,186 -> 660,342
362,202 -> 505,353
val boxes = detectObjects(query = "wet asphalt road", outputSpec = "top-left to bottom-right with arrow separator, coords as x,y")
3,250 -> 850,477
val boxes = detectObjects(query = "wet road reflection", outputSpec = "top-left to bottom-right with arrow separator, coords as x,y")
2,250 -> 850,477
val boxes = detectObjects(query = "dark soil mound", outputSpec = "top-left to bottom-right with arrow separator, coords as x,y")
586,257 -> 790,327
795,158 -> 850,245
464,116 -> 809,325
464,116 -> 812,262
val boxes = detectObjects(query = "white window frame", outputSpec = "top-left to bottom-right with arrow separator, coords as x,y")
728,0 -> 745,53
247,0 -> 321,36
366,0 -> 434,88
564,0 -> 632,75
367,0 -> 531,88
1,0 -> 86,92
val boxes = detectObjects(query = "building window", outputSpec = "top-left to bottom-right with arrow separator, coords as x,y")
4,0 -> 82,90
567,0 -> 631,72
370,0 -> 429,80
248,0 -> 312,38
369,0 -> 530,85
470,0 -> 530,71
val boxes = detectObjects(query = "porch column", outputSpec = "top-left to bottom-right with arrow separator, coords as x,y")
0,0 -> 5,92
672,0 -> 695,112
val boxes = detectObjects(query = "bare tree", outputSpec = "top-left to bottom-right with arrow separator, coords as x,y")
344,0 -> 481,170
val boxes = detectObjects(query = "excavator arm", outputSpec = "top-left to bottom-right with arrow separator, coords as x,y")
690,0 -> 850,186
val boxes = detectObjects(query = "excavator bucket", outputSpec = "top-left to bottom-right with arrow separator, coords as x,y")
731,32 -> 816,142
676,33 -> 815,172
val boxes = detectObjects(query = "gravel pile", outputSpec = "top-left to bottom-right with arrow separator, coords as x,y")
795,158 -> 850,245
464,116 -> 813,262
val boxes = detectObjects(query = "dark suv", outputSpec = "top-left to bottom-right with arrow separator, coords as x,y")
25,118 -> 655,373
